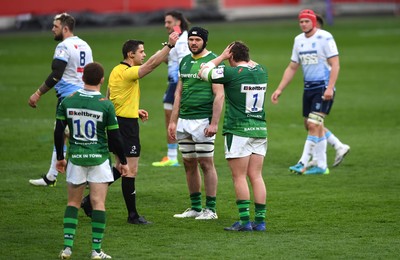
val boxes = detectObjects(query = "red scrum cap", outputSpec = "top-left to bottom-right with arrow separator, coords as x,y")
298,9 -> 317,28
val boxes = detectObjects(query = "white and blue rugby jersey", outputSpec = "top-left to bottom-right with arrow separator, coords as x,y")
53,36 -> 93,99
291,29 -> 338,90
168,31 -> 190,83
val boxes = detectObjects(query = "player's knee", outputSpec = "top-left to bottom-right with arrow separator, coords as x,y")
307,112 -> 324,126
198,157 -> 215,173
126,160 -> 138,177
303,118 -> 309,130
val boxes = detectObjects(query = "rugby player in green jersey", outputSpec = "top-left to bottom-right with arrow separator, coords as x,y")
169,27 -> 224,220
55,62 -> 128,259
199,41 -> 268,231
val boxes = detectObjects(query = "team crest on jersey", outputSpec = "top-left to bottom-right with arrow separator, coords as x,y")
181,62 -> 187,70
56,48 -> 66,58
211,67 -> 224,79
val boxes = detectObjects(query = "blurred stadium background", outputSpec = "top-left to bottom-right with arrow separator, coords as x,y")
0,0 -> 399,30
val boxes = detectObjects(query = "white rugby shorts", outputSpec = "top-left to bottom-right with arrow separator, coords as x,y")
177,118 -> 216,158
66,159 -> 113,185
225,134 -> 267,159
176,118 -> 216,143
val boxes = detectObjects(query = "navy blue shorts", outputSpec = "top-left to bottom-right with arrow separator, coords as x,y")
163,81 -> 178,104
113,117 -> 141,157
302,88 -> 334,117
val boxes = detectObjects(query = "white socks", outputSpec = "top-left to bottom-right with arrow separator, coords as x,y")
167,143 -> 178,161
45,146 -> 66,181
299,136 -> 317,165
299,135 -> 327,169
325,130 -> 344,150
315,137 -> 327,169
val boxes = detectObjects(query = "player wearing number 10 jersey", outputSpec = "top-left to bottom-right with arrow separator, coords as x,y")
28,13 -> 93,187
55,81 -> 117,167
55,62 -> 128,259
199,41 -> 268,231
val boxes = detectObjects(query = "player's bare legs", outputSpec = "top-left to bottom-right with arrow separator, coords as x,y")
197,157 -> 217,197
226,153 -> 266,231
183,157 -> 202,195
247,154 -> 266,204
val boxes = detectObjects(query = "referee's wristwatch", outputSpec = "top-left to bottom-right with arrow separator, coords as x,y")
162,42 -> 175,49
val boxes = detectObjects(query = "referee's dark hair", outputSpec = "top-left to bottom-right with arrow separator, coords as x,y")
83,62 -> 104,86
122,40 -> 145,59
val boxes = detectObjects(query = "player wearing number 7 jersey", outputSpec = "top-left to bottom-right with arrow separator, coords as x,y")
199,41 -> 268,231
28,13 -> 93,187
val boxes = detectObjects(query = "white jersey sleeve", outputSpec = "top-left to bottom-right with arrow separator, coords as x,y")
53,36 -> 93,98
168,31 -> 190,83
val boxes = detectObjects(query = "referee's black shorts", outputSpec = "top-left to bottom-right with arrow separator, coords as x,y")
111,116 -> 141,157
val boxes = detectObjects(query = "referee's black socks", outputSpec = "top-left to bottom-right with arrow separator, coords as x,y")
122,176 -> 139,218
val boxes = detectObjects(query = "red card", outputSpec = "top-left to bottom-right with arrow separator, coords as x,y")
173,25 -> 181,34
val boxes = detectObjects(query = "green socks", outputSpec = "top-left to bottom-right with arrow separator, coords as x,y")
206,196 -> 217,213
91,210 -> 106,252
254,203 -> 266,224
63,206 -> 78,249
62,206 -> 107,253
237,200 -> 251,225
190,192 -> 202,212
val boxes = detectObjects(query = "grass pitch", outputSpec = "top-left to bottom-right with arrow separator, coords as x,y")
0,15 -> 399,259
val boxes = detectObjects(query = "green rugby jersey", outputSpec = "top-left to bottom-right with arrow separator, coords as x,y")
207,64 -> 268,138
56,89 -> 119,166
179,51 -> 220,119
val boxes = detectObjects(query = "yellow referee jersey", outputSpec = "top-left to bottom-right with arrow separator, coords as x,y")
108,62 -> 140,118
